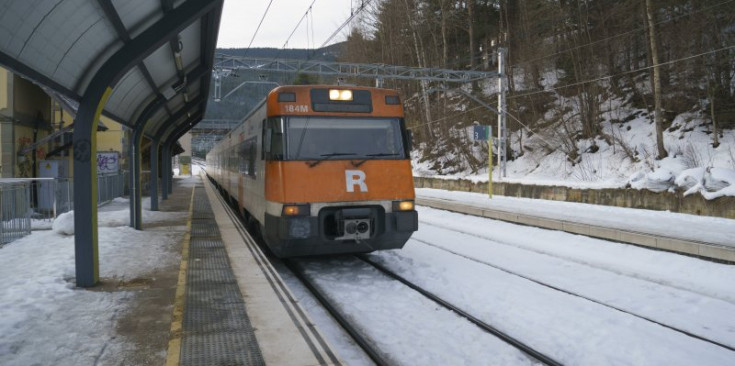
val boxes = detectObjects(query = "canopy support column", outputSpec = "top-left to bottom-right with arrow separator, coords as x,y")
71,0 -> 220,287
150,140 -> 160,211
162,144 -> 170,200
129,127 -> 145,229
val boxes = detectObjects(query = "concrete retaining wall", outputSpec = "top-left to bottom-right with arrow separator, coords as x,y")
413,177 -> 735,220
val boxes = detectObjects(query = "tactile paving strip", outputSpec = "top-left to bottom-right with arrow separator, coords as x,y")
180,187 -> 265,366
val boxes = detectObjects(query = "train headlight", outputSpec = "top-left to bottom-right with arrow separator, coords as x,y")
329,89 -> 353,101
345,222 -> 357,234
282,204 -> 310,216
392,200 -> 415,211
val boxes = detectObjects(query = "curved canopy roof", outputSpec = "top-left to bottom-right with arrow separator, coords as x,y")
0,0 -> 222,143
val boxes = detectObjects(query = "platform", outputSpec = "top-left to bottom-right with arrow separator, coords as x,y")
416,194 -> 735,263
165,176 -> 342,366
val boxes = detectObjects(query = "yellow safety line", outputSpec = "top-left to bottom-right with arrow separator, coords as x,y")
165,185 -> 196,366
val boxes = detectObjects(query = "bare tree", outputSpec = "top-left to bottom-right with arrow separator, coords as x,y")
645,0 -> 667,159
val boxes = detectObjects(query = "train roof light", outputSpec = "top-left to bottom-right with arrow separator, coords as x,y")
329,89 -> 353,101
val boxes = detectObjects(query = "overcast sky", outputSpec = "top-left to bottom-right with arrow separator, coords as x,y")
217,0 -> 356,49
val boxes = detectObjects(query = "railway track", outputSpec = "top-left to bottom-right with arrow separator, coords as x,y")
286,255 -> 563,366
284,258 -> 391,366
409,234 -> 735,354
208,181 -> 735,364
209,181 -> 548,365
209,180 -> 557,364
417,216 -> 735,304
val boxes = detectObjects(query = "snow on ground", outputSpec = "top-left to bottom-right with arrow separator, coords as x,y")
2,177 -> 734,365
417,188 -> 735,247
368,230 -> 735,365
296,257 -> 541,366
0,189 -> 188,366
284,204 -> 735,365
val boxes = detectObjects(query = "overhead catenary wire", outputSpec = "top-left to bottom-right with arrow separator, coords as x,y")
310,0 -> 372,58
244,0 -> 276,55
270,0 -> 318,63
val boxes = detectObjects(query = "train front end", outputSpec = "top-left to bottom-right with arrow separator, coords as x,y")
262,86 -> 418,257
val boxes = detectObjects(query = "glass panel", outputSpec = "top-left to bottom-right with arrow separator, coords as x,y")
265,117 -> 285,160
285,117 -> 405,160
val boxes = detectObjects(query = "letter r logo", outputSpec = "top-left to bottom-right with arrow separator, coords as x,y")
345,170 -> 368,192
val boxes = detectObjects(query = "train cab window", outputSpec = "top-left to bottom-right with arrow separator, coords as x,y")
264,117 -> 285,160
284,116 -> 406,161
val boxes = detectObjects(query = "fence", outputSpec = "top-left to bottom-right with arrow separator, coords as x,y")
0,172 -> 128,244
0,181 -> 32,244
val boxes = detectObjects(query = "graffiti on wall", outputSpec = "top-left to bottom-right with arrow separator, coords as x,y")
16,136 -> 47,177
97,152 -> 119,174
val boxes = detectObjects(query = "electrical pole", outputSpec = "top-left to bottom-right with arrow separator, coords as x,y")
497,47 -> 507,178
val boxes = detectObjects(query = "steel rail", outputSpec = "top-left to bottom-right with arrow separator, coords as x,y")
284,259 -> 392,366
411,230 -> 735,354
358,254 -> 564,366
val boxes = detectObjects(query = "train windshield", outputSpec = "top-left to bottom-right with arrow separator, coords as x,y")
283,117 -> 406,161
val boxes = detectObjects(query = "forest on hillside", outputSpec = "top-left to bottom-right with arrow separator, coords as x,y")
339,0 -> 735,175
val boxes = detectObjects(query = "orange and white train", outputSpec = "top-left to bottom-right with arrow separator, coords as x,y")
205,85 -> 418,257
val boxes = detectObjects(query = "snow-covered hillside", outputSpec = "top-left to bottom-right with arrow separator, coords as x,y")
411,74 -> 735,199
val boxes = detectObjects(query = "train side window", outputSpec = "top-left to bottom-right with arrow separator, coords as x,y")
261,119 -> 267,160
239,137 -> 258,178
248,140 -> 256,177
238,141 -> 249,174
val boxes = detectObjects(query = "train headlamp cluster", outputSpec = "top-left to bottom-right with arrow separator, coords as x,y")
392,200 -> 415,211
282,204 -> 310,216
329,89 -> 353,101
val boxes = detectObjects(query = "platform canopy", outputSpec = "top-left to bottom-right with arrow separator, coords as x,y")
0,0 -> 222,141
0,0 -> 223,287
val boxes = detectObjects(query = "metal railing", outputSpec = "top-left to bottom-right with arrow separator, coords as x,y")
98,173 -> 127,205
0,181 -> 32,244
0,172 -> 128,244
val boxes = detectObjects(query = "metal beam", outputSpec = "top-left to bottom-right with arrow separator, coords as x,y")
130,63 -> 209,134
161,143 -> 171,200
190,118 -> 239,131
130,126 -> 145,230
72,0 -> 221,287
0,50 -> 81,101
163,140 -> 174,195
195,6 -> 221,118
153,96 -> 206,141
150,139 -> 160,211
98,0 -> 174,118
163,113 -> 201,194
129,96 -> 167,229
129,66 -> 207,226
214,55 -> 499,83
168,113 -> 202,144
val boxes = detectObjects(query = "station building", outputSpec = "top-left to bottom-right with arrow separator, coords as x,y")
0,65 -> 192,182
0,66 -> 126,178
